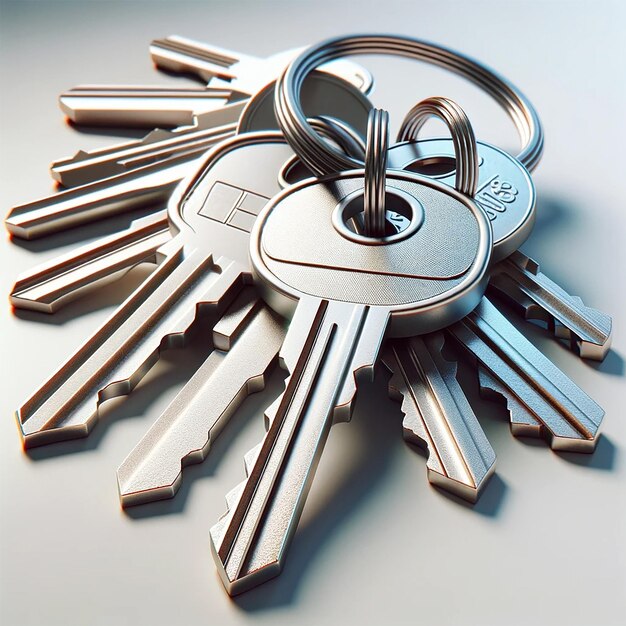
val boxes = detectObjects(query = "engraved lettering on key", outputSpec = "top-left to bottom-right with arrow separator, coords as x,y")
475,175 -> 520,220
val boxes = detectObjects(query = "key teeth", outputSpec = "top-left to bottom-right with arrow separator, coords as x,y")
477,367 -> 600,452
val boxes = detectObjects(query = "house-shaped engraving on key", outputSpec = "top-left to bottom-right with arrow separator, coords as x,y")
199,182 -> 268,233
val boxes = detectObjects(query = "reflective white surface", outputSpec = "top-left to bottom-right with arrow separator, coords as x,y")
1,1 -> 624,624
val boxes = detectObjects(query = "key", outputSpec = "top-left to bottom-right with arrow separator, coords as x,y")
5,154 -> 193,239
149,35 -> 374,94
7,72 -> 372,240
389,110 -> 612,360
10,211 -> 169,313
383,333 -> 496,502
16,131 -> 295,448
53,69 -> 371,187
60,85 -> 249,128
488,251 -> 612,360
9,123 -> 365,315
447,298 -> 604,451
51,120 -> 237,187
210,128 -> 493,594
117,288 -> 285,506
60,37 -> 373,128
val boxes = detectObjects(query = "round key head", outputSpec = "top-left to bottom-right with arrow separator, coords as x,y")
250,170 -> 493,337
238,70 -> 371,138
388,138 -> 535,262
166,131 -> 293,267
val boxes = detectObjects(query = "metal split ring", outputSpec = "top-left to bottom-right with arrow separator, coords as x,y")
308,115 -> 366,160
364,109 -> 389,237
398,96 -> 479,197
274,34 -> 543,177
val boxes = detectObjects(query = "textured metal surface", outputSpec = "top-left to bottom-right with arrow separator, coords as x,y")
117,289 -> 285,506
256,172 -> 490,327
16,133 -> 293,447
10,211 -> 169,313
448,298 -> 604,451
489,251 -> 612,360
210,169 -> 492,595
389,137 -> 536,261
384,333 -> 496,502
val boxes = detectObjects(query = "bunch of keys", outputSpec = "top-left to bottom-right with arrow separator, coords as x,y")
6,33 -> 612,596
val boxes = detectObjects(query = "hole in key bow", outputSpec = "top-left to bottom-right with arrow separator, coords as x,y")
332,187 -> 424,245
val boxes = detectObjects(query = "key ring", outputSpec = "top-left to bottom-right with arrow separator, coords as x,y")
364,109 -> 389,237
398,96 -> 479,196
274,34 -> 543,177
361,99 -> 478,239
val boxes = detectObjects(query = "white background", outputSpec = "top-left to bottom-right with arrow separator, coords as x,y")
1,1 -> 624,625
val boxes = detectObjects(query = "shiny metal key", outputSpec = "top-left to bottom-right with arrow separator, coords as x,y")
389,134 -> 612,360
210,165 -> 492,595
9,75 -> 371,310
60,85 -> 249,128
489,251 -> 612,360
10,211 -> 169,313
447,298 -> 604,451
51,120 -> 237,187
117,288 -> 285,506
150,35 -> 374,94
5,154 -> 192,239
53,71 -> 371,187
16,132 -> 294,448
60,36 -> 373,128
383,333 -> 496,502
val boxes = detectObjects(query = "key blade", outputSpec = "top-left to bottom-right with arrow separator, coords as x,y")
210,299 -> 387,595
152,36 -> 374,96
17,248 -> 244,448
10,211 -> 170,313
385,333 -> 496,502
489,251 -> 612,360
59,85 -> 248,127
117,292 -> 285,506
5,155 -> 193,239
448,298 -> 604,452
150,36 -> 243,83
51,121 -> 237,187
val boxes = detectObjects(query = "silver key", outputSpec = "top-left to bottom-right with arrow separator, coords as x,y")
489,251 -> 612,360
117,288 -> 285,506
54,71 -> 371,187
447,298 -> 604,451
7,71 -> 371,242
16,132 -> 293,448
51,120 -> 237,186
210,159 -> 493,594
60,37 -> 372,128
384,333 -> 496,502
5,154 -> 191,239
59,85 -> 248,128
10,211 -> 169,313
150,35 -> 374,94
390,117 -> 612,360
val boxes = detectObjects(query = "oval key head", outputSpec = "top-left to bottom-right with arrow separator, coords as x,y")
388,138 -> 535,262
251,169 -> 493,337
